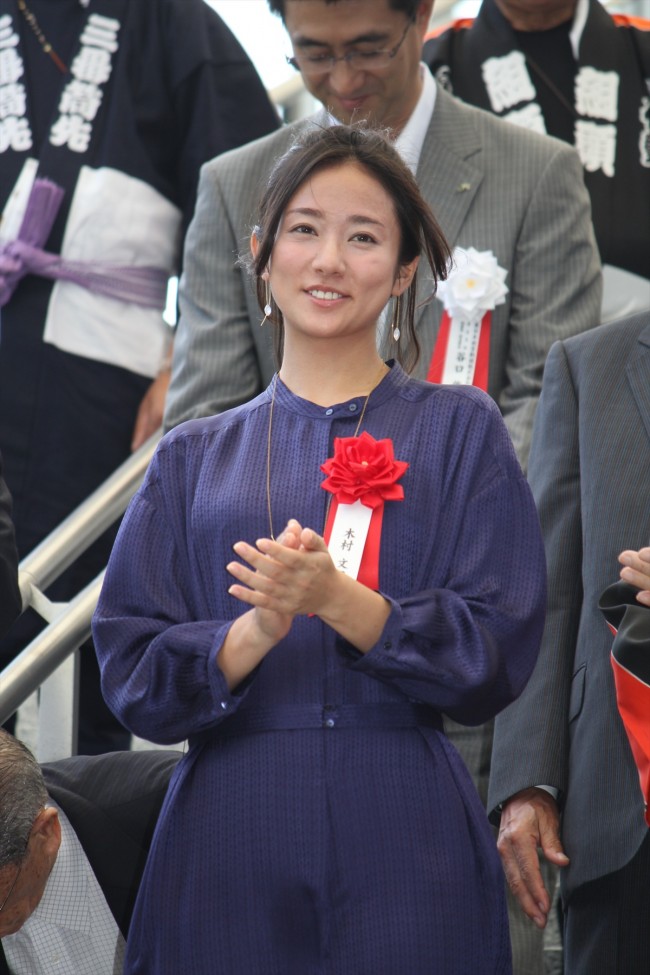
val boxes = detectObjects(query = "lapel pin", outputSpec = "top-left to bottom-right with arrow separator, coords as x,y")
457,182 -> 471,193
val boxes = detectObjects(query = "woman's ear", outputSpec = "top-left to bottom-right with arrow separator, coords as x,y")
250,233 -> 270,281
392,255 -> 419,297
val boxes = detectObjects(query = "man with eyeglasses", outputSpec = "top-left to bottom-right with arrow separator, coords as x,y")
0,732 -> 179,975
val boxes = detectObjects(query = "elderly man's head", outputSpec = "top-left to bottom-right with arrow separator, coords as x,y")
0,731 -> 60,937
269,0 -> 434,134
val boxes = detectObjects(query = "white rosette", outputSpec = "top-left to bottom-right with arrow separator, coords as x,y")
433,247 -> 508,387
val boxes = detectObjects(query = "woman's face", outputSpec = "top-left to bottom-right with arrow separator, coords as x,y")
263,161 -> 417,348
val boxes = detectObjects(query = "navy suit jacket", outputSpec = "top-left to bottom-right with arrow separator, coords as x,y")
0,749 -> 180,973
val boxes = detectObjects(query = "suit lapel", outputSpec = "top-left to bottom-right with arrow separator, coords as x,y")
626,324 -> 650,446
414,86 -> 484,332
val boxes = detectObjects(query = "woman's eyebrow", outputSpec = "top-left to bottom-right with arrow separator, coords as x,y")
286,207 -> 385,229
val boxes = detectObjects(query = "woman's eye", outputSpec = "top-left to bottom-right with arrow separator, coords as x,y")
290,224 -> 316,235
352,233 -> 376,244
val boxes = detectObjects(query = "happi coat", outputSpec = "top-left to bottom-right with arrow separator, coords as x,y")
93,364 -> 546,975
423,0 -> 650,283
0,0 -> 279,579
0,0 -> 279,733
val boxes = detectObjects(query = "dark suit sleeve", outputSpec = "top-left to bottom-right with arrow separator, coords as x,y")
488,339 -> 582,818
43,749 -> 181,936
0,453 -> 21,640
599,581 -> 650,825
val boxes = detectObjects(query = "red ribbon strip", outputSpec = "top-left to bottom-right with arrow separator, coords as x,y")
426,309 -> 492,391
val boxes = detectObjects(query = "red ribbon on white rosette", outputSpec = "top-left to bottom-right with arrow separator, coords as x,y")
320,431 -> 408,590
427,247 -> 508,391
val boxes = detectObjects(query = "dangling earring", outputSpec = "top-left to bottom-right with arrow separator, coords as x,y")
261,281 -> 272,326
391,294 -> 401,342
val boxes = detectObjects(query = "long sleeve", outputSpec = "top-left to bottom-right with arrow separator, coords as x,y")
488,339 -> 583,816
93,480 -> 242,744
352,440 -> 546,724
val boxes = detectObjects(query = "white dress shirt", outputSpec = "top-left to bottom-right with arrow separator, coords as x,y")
3,806 -> 125,975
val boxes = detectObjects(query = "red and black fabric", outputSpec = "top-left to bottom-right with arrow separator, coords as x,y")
599,580 -> 650,827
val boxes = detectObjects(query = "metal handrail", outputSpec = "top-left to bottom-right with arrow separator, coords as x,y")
0,573 -> 104,725
18,429 -> 159,607
0,429 -> 160,726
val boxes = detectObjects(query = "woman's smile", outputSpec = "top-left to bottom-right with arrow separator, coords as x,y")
266,160 -> 408,344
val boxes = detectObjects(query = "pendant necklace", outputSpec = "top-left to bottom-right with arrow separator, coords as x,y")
17,0 -> 69,74
265,363 -> 387,541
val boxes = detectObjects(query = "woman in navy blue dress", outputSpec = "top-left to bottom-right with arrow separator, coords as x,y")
93,125 -> 546,974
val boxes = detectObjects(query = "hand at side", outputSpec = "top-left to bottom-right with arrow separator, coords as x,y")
497,787 -> 570,928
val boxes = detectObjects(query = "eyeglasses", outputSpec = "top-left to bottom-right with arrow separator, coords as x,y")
0,857 -> 25,915
286,17 -> 414,77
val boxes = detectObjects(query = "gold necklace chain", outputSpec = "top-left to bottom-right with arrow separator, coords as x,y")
17,0 -> 69,74
265,364 -> 386,541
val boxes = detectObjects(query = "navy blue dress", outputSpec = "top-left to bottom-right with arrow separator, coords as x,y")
93,365 -> 546,974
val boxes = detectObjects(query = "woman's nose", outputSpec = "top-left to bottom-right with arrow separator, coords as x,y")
312,236 -> 345,273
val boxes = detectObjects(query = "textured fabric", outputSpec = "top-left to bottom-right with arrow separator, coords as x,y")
489,312 -> 650,903
164,85 -> 601,473
2,808 -> 125,975
0,0 -> 279,749
0,453 -> 20,641
562,830 -> 650,975
423,0 -> 650,281
94,364 -> 546,974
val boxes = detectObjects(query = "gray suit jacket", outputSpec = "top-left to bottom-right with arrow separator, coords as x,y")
488,312 -> 650,898
164,84 -> 601,469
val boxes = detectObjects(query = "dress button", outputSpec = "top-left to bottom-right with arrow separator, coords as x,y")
325,718 -> 335,728
349,402 -> 358,412
325,408 -> 333,415
220,700 -> 228,710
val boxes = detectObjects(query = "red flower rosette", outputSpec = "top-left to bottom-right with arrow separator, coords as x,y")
320,432 -> 408,589
320,431 -> 408,508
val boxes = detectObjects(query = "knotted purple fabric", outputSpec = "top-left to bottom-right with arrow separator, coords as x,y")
0,178 -> 170,310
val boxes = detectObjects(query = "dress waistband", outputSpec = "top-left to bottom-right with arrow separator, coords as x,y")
218,702 -> 442,736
